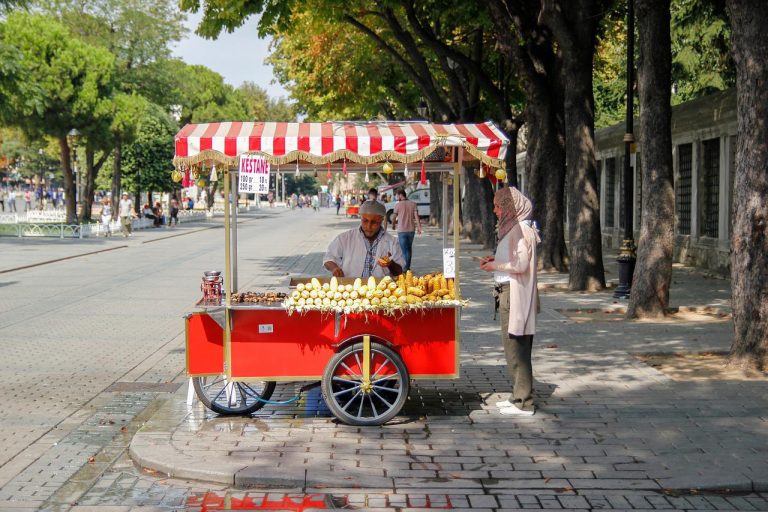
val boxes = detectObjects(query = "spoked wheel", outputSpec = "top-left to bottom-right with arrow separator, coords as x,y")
321,340 -> 409,426
192,375 -> 276,415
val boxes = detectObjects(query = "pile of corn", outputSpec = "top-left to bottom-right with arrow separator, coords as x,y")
283,271 -> 457,313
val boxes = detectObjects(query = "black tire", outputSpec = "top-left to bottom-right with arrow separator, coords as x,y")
193,375 -> 276,415
321,340 -> 409,426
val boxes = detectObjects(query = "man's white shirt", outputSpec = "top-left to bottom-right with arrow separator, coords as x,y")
324,228 -> 405,278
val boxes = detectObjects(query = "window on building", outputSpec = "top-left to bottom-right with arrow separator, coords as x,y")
700,138 -> 720,238
619,158 -> 626,229
729,136 -> 736,235
605,158 -> 615,228
676,144 -> 692,235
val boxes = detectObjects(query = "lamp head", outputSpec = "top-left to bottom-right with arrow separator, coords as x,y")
417,98 -> 428,119
67,128 -> 81,148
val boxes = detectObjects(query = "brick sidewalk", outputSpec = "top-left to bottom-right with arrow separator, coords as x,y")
129,218 -> 768,496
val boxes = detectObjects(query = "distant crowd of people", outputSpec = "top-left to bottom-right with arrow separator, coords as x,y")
0,186 -> 67,212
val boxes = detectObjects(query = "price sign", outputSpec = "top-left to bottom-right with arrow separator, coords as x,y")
238,155 -> 270,194
442,248 -> 456,278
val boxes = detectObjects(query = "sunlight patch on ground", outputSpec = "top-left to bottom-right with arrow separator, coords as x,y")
634,351 -> 767,381
556,307 -> 731,323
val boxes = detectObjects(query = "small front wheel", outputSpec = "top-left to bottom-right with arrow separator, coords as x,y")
193,375 -> 276,415
322,341 -> 409,426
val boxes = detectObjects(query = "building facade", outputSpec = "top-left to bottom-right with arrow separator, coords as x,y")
596,88 -> 736,274
515,89 -> 737,274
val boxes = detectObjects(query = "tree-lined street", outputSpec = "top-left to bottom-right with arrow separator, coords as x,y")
0,208 -> 766,510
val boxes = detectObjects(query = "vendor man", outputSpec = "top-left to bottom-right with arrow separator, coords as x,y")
324,200 -> 405,278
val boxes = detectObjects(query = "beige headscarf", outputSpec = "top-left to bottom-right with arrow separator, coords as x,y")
494,186 -> 534,241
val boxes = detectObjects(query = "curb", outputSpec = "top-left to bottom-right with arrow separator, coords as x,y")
129,426 -> 768,493
129,432 -> 247,486
0,244 -> 128,274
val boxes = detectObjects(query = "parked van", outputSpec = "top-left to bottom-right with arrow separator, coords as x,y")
384,187 -> 430,224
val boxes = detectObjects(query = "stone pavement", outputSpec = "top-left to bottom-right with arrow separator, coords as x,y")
127,215 -> 768,504
0,206 -> 327,510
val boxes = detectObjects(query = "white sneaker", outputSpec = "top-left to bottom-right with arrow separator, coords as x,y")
495,400 -> 513,408
499,404 -> 535,416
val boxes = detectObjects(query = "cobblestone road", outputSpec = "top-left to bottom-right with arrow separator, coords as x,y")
1,206 -> 766,511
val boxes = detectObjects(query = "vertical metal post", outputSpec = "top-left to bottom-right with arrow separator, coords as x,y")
441,174 -> 449,243
230,167 -> 239,293
223,166 -> 232,378
453,148 -> 463,299
614,0 -> 637,299
362,335 -> 371,389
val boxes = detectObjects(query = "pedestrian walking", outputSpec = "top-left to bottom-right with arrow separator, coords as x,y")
7,188 -> 17,212
24,189 -> 32,211
0,187 -> 5,212
119,192 -> 134,237
391,188 -> 421,272
169,195 -> 179,227
480,186 -> 540,416
335,194 -> 341,215
101,198 -> 112,236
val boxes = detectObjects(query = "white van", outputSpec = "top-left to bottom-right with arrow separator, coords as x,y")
384,187 -> 430,224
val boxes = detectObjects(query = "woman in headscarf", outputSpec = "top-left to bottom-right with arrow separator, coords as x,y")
480,186 -> 540,415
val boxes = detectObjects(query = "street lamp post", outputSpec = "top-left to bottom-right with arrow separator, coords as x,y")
614,0 -> 636,299
67,129 -> 81,222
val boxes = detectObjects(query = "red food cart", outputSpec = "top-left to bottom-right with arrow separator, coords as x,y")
175,121 -> 509,425
344,203 -> 360,218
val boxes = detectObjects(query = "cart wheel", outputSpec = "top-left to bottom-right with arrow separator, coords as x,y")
192,375 -> 276,415
321,341 -> 409,426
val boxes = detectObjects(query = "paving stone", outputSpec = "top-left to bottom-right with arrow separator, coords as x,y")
5,209 -> 768,508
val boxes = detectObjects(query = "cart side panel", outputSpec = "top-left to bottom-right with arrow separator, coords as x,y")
186,312 -> 224,376
229,307 -> 457,380
388,308 -> 457,377
230,309 -> 335,379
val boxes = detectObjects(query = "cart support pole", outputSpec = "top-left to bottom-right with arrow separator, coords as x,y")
223,167 -> 232,377
442,175 -> 448,242
453,148 -> 463,299
231,167 -> 239,293
362,335 -> 371,390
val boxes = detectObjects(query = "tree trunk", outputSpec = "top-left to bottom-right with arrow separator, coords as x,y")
504,123 -> 519,189
725,0 -> 768,370
58,137 -> 77,225
429,172 -> 441,226
206,181 -> 219,209
627,0 -> 674,319
525,92 -> 568,271
485,0 -> 568,271
81,147 -> 96,222
544,0 -> 607,291
563,56 -> 605,291
462,165 -> 496,248
111,138 -> 122,220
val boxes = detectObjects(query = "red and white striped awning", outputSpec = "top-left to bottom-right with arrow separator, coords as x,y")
173,121 -> 509,168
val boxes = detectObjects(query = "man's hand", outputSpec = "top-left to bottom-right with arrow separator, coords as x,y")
324,261 -> 345,277
377,254 -> 391,268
